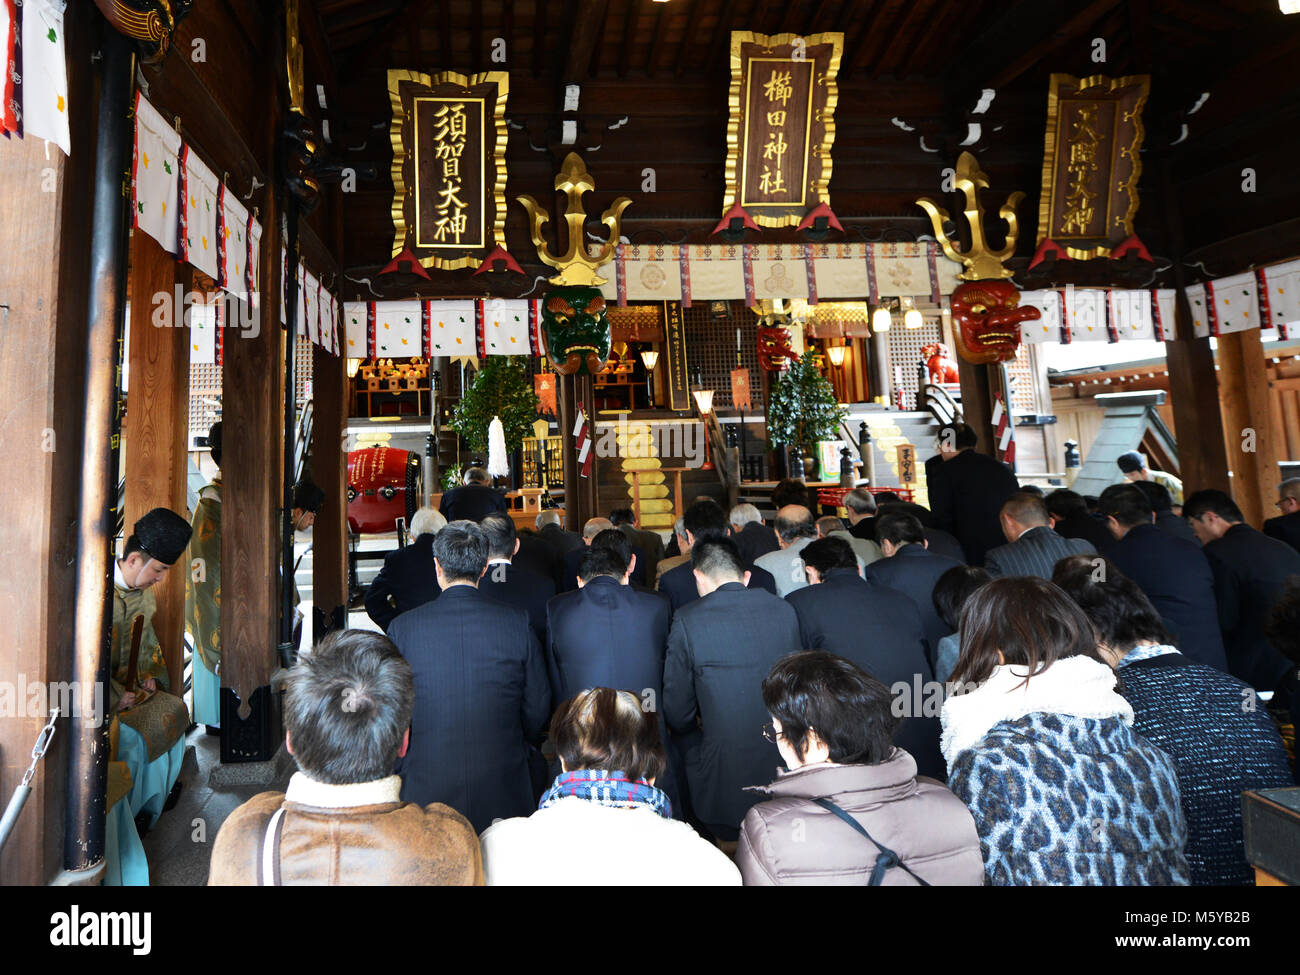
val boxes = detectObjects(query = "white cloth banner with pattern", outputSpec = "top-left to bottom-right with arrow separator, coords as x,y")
132,94 -> 181,253
344,302 -> 368,357
21,1 -> 69,154
484,299 -> 532,355
1184,283 -> 1211,339
1110,290 -> 1154,341
686,245 -> 746,300
1019,290 -> 1063,343
622,245 -> 682,302
1064,286 -> 1108,341
189,303 -> 216,365
303,270 -> 319,345
1262,259 -> 1300,338
751,244 -> 809,301
872,243 -> 932,298
374,300 -> 422,356
1208,271 -> 1260,335
247,217 -> 263,316
810,243 -> 870,299
428,300 -> 479,357
182,148 -> 220,279
1155,289 -> 1177,340
220,190 -> 249,297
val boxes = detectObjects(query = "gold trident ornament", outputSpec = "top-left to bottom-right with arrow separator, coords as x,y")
916,151 -> 1024,281
517,153 -> 632,288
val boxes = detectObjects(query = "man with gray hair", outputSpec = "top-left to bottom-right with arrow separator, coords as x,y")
365,505 -> 446,631
730,502 -> 779,563
534,508 -> 583,562
754,505 -> 819,597
1264,477 -> 1300,554
388,520 -> 552,832
438,465 -> 507,522
842,487 -> 879,543
209,629 -> 483,885
816,514 -> 881,568
654,516 -> 691,587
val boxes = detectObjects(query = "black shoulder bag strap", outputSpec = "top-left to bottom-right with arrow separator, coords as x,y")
811,797 -> 931,887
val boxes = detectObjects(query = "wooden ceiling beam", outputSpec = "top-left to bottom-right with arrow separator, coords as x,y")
619,0 -> 640,79
564,0 -> 607,82
853,1 -> 912,73
591,0 -> 618,77
896,0 -> 973,77
708,0 -> 742,65
645,1 -> 672,77
779,0 -> 807,35
536,0 -> 550,79
674,0 -> 711,77
335,0 -> 439,73
872,0 -> 936,78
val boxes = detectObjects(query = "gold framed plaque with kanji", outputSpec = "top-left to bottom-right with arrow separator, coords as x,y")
723,31 -> 843,229
389,69 -> 509,271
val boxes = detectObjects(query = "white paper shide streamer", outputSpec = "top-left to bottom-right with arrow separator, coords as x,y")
487,416 -> 509,480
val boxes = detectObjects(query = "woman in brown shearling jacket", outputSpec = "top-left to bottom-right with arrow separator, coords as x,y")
738,651 -> 984,886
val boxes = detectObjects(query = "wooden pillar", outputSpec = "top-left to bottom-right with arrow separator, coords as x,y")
312,344 -> 347,626
1159,157 -> 1231,498
123,233 -> 190,691
220,51 -> 282,717
0,17 -> 94,886
558,371 -> 597,527
1218,327 -> 1280,527
957,358 -> 995,454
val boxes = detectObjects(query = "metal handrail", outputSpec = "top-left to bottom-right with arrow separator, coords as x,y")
921,383 -> 962,427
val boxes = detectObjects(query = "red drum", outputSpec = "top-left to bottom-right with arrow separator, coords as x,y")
347,446 -> 423,534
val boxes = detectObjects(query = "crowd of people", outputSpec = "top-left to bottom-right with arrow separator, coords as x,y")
205,428 -> 1300,886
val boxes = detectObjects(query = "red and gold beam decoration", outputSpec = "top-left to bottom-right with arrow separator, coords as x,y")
723,31 -> 843,229
917,152 -> 1040,365
1036,73 -> 1150,262
389,69 -> 509,271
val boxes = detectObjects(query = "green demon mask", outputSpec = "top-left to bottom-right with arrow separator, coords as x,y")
540,286 -> 612,375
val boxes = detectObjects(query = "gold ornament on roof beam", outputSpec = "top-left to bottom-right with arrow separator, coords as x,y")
517,153 -> 631,287
916,151 -> 1024,282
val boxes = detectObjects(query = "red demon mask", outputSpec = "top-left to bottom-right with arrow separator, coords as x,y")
757,326 -> 801,372
949,280 -> 1040,364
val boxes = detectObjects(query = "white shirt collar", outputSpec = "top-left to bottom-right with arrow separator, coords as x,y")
113,561 -> 131,591
487,558 -> 512,566
284,771 -> 403,808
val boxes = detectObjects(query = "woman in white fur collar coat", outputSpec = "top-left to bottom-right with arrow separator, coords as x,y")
941,577 -> 1190,886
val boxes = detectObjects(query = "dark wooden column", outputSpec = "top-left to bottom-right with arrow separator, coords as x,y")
1218,327 -> 1280,527
220,52 -> 282,719
558,371 -> 597,527
0,18 -> 94,886
1158,158 -> 1231,498
123,233 -> 190,691
957,358 -> 995,454
312,343 -> 347,625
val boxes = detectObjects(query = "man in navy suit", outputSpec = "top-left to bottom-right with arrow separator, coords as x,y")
611,507 -> 665,582
985,492 -> 1095,579
387,520 -> 551,833
1098,484 -> 1227,671
788,537 -> 946,781
478,513 -> 556,647
1185,489 -> 1300,705
364,506 -> 445,631
438,467 -> 508,522
928,422 -> 1020,565
865,512 -> 965,664
546,540 -> 678,813
664,538 -> 800,842
658,499 -> 777,611
1263,477 -> 1300,554
560,518 -> 648,591
535,509 -> 583,559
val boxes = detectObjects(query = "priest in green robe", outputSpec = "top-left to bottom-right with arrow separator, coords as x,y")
112,506 -> 193,830
186,422 -> 223,730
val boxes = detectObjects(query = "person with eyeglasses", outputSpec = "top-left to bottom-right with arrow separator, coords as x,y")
1263,476 -> 1300,555
738,651 -> 983,886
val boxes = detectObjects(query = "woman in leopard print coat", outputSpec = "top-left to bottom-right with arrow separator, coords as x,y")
941,577 -> 1190,886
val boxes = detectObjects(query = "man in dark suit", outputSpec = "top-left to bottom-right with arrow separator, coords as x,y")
788,536 -> 946,781
866,512 -> 965,664
560,518 -> 648,591
477,513 -> 556,647
658,499 -> 777,611
928,422 -> 1020,565
1046,488 -> 1113,554
664,538 -> 801,842
1131,480 -> 1198,545
842,488 -> 879,543
546,540 -> 678,812
364,506 -> 445,631
1263,477 -> 1300,554
438,466 -> 507,522
534,509 -> 583,560
1185,489 -> 1300,704
387,520 -> 551,833
729,503 -> 779,564
985,492 -> 1095,579
611,507 -> 665,581
513,529 -> 561,586
1098,485 -> 1227,671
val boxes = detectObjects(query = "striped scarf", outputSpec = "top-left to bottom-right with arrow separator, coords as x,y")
539,769 -> 672,820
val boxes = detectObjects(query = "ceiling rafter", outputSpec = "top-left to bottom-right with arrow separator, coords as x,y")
646,1 -> 673,77
873,0 -> 935,78
674,0 -> 711,77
